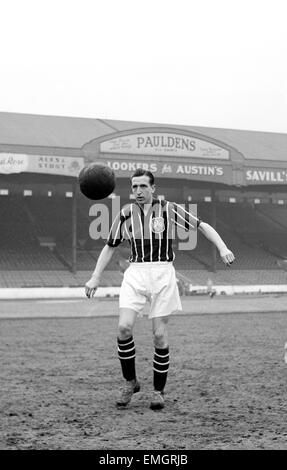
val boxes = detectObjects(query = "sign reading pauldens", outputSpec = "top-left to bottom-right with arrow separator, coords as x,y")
100,133 -> 230,159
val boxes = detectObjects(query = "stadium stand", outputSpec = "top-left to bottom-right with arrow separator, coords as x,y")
0,197 -> 65,271
195,202 -> 282,270
0,113 -> 287,293
1,192 -> 287,288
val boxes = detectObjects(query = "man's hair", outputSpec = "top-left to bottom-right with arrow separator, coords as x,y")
131,168 -> 155,185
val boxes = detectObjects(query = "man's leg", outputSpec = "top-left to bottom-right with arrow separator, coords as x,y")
151,316 -> 169,410
116,308 -> 140,407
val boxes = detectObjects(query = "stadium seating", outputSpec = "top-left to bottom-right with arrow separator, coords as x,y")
0,268 -> 286,288
256,204 -> 287,229
177,269 -> 287,287
193,202 -> 282,270
0,196 -> 286,288
0,198 -> 65,270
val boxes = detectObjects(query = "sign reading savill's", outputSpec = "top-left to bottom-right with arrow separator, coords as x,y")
100,132 -> 230,159
246,168 -> 287,184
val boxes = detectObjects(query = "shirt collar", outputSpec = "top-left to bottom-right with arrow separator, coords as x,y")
134,197 -> 159,211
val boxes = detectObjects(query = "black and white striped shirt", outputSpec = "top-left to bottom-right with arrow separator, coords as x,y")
107,198 -> 201,263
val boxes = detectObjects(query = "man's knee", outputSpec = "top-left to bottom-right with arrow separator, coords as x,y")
118,308 -> 137,340
118,323 -> 133,340
153,328 -> 168,348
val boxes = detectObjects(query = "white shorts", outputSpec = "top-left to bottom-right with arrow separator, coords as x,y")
119,262 -> 182,319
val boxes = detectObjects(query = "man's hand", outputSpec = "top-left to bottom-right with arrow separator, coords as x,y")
219,246 -> 235,267
85,275 -> 100,298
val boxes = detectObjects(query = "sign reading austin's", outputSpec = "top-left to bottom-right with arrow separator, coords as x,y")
100,132 -> 230,160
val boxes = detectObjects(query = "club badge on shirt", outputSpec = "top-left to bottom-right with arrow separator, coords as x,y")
151,216 -> 165,233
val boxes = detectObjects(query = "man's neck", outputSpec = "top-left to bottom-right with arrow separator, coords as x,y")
136,199 -> 153,214
143,202 -> 152,215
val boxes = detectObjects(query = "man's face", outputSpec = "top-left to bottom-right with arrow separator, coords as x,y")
131,175 -> 155,205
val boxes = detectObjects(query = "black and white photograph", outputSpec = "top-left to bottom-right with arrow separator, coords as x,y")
0,0 -> 287,459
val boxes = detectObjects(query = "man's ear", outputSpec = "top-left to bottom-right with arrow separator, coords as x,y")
151,184 -> 156,193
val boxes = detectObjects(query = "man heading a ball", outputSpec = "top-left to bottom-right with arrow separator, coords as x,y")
85,169 -> 235,410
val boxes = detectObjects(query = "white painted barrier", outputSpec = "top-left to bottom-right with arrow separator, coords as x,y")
0,287 -> 121,300
1,284 -> 287,300
189,284 -> 287,295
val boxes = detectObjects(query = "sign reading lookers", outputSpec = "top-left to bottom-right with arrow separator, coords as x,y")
0,154 -> 85,176
102,159 -> 231,182
100,132 -> 230,160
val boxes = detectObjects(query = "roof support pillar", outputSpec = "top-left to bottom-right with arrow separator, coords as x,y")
211,190 -> 217,273
71,183 -> 77,274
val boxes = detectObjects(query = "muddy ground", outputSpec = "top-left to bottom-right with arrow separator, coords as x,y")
0,298 -> 287,450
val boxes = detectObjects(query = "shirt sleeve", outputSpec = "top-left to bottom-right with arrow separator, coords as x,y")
170,202 -> 201,231
106,210 -> 126,247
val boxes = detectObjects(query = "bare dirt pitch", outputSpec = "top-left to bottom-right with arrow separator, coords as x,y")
0,297 -> 287,450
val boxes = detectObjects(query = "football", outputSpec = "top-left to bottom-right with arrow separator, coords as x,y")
78,163 -> 116,200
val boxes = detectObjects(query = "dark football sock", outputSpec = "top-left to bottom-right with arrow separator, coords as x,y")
117,336 -> 136,381
153,347 -> 169,392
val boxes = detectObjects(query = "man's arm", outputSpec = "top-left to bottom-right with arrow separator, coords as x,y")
85,244 -> 116,298
198,222 -> 235,266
